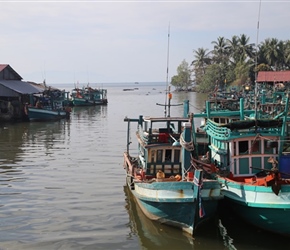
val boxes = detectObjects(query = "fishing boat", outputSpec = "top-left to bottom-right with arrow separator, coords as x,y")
25,87 -> 71,121
123,93 -> 223,236
123,185 -> 196,248
192,94 -> 290,236
71,86 -> 108,106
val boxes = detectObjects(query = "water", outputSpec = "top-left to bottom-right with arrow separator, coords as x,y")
0,82 -> 289,249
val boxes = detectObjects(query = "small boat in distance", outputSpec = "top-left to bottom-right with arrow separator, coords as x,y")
71,86 -> 108,106
123,94 -> 223,236
25,87 -> 71,121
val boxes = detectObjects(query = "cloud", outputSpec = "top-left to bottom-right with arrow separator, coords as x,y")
1,1 -> 289,83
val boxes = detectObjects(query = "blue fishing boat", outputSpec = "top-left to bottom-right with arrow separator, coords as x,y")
26,87 -> 71,121
123,94 -> 223,236
71,87 -> 108,106
123,185 -> 196,247
192,92 -> 290,236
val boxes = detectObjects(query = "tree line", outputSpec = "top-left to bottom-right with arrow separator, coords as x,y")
170,34 -> 290,92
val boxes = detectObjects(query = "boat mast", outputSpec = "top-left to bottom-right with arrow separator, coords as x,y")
254,0 -> 262,123
164,23 -> 170,117
157,24 -> 182,116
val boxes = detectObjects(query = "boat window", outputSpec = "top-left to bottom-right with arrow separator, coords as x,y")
214,118 -> 219,123
251,140 -> 260,154
156,150 -> 163,163
233,142 -> 236,156
165,149 -> 171,161
220,118 -> 226,124
264,140 -> 278,154
174,149 -> 180,163
238,141 -> 248,154
151,150 -> 155,162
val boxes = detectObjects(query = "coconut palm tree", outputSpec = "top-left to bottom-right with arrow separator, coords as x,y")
226,35 -> 240,66
238,34 -> 255,62
284,40 -> 290,68
191,48 -> 211,85
260,38 -> 281,70
191,47 -> 211,74
211,36 -> 229,64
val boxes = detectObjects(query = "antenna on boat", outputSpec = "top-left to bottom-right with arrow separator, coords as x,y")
157,23 -> 172,117
42,61 -> 47,90
165,23 -> 170,117
157,23 -> 182,117
254,0 -> 262,123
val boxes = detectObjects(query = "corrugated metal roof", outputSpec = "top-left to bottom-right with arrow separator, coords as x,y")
0,80 -> 43,95
257,71 -> 290,82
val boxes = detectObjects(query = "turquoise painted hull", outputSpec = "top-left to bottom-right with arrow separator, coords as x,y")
218,176 -> 290,236
28,107 -> 69,121
72,98 -> 95,106
224,197 -> 290,236
72,98 -> 108,106
127,177 -> 222,235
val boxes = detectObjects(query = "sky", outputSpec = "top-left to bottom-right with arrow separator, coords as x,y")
1,0 -> 290,85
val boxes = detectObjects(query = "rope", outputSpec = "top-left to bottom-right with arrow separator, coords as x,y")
180,133 -> 194,151
189,103 -> 204,112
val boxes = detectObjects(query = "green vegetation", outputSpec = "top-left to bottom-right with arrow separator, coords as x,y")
170,35 -> 290,92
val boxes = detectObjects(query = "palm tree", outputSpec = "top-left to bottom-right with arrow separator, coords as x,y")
260,38 -> 281,70
284,40 -> 290,69
191,48 -> 211,85
238,34 -> 255,62
211,36 -> 229,64
226,35 -> 240,66
191,48 -> 211,74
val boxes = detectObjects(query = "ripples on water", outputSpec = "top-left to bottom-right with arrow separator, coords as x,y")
0,83 -> 289,250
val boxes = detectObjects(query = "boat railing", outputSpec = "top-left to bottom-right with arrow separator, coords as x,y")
139,128 -> 180,144
206,118 -> 284,140
206,120 -> 231,140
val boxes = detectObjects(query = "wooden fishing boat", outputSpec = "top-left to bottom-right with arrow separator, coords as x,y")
123,185 -> 195,247
71,87 -> 108,106
123,97 -> 223,237
26,88 -> 71,121
192,96 -> 290,236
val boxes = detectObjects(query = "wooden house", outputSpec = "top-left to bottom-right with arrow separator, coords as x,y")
257,70 -> 290,89
0,64 -> 42,121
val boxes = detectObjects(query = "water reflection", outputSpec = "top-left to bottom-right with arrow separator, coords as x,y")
72,105 -> 107,121
217,200 -> 290,249
0,121 -> 70,191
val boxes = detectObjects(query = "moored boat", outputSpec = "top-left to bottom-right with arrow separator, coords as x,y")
71,87 -> 108,106
123,96 -> 223,237
26,87 -> 71,121
193,95 -> 290,236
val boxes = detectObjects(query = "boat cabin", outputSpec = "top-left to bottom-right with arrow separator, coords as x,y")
197,96 -> 289,177
136,116 -> 192,178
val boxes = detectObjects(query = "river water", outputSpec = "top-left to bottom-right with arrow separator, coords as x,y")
0,82 -> 288,250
